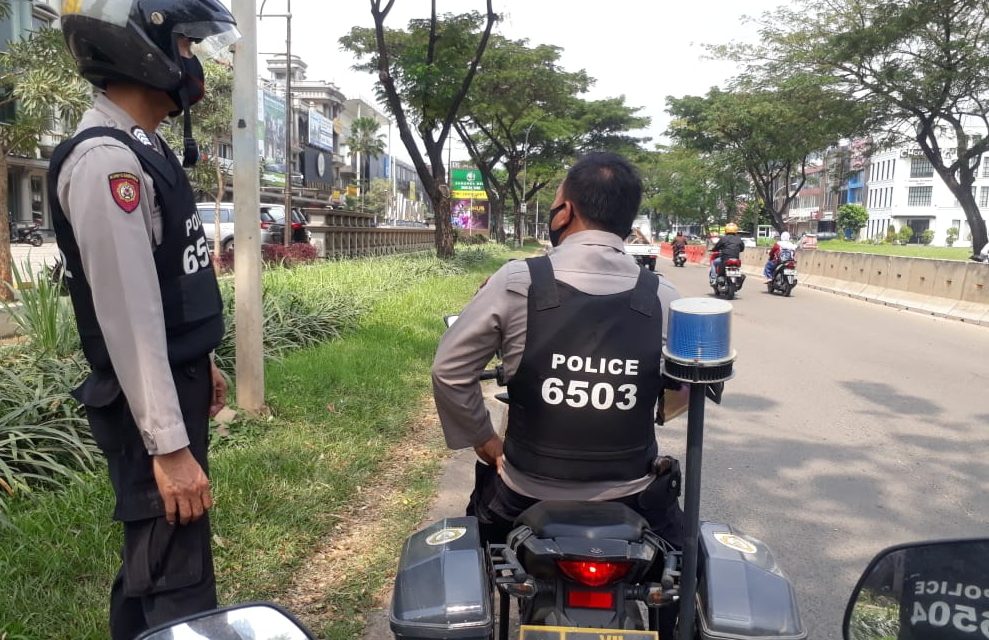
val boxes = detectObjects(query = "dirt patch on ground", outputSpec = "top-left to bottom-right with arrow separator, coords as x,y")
274,397 -> 449,630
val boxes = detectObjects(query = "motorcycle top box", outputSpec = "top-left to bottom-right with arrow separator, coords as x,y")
697,523 -> 807,640
390,517 -> 494,640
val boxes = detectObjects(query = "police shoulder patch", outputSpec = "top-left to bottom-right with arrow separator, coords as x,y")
109,172 -> 141,214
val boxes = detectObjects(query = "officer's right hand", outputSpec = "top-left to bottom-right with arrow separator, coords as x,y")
474,435 -> 505,475
152,448 -> 213,525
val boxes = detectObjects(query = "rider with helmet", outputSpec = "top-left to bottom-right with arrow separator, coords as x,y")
709,222 -> 745,282
51,2 -> 239,637
764,231 -> 797,282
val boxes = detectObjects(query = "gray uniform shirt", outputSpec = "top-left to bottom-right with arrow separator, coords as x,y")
431,230 -> 680,501
57,93 -> 188,455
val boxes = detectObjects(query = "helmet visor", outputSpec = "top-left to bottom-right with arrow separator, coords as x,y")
61,0 -> 136,27
177,22 -> 242,59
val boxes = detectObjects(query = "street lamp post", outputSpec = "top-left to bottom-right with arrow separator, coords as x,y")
259,0 -> 293,248
521,117 -> 544,245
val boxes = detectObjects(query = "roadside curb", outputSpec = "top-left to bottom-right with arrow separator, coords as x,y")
799,280 -> 989,327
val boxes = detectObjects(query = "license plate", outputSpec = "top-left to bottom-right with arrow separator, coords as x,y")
725,268 -> 741,277
520,626 -> 658,640
784,269 -> 797,276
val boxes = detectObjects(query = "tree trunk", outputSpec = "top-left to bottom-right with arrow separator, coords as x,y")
489,196 -> 504,243
433,184 -> 455,258
0,154 -> 13,303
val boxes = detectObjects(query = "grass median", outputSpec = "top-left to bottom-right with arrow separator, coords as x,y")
818,239 -> 972,260
0,244 -> 533,639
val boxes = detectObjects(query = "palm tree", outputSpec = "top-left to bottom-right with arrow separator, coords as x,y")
347,116 -> 386,212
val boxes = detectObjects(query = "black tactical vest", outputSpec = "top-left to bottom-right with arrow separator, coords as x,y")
504,256 -> 664,482
49,127 -> 224,373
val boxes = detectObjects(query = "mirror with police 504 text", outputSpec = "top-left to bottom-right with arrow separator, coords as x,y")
845,539 -> 989,640
138,604 -> 311,640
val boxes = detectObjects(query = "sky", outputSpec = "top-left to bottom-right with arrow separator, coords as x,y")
242,0 -> 788,164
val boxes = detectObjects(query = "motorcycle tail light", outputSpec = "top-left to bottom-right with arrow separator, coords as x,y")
786,260 -> 796,267
567,589 -> 615,610
260,221 -> 271,230
725,258 -> 742,267
291,222 -> 302,229
557,560 -> 631,587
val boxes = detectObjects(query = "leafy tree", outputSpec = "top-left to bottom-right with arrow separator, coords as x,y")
899,225 -> 915,245
341,0 -> 497,258
667,79 -> 864,233
362,177 -> 392,217
727,0 -> 989,253
0,25 -> 90,302
837,203 -> 869,239
347,115 -> 386,210
454,35 -> 588,242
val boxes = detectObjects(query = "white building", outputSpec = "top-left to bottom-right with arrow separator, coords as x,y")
865,140 -> 989,247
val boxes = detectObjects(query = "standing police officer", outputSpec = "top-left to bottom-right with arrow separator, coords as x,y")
51,2 -> 239,637
432,152 -> 685,548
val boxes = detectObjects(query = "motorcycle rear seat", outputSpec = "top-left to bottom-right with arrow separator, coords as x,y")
515,501 -> 648,541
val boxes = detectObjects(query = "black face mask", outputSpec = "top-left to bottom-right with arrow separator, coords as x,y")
547,203 -> 569,247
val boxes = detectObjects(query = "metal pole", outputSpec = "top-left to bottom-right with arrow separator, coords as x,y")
283,0 -> 293,248
231,0 -> 264,411
677,382 -> 707,640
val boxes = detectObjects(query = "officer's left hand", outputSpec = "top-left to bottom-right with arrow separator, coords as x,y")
209,362 -> 228,418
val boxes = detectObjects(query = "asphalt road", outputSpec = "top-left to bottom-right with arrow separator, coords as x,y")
655,254 -> 989,639
365,251 -> 989,640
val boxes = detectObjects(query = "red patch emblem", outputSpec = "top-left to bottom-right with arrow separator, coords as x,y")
108,172 -> 141,213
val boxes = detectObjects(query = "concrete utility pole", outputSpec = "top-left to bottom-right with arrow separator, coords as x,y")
232,0 -> 265,412
283,0 -> 293,248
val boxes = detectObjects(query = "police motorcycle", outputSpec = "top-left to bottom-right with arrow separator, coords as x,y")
843,538 -> 989,640
709,251 -> 746,300
385,303 -> 805,640
8,218 -> 44,247
767,248 -> 798,297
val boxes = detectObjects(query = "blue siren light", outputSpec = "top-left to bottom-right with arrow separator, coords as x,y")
663,298 -> 736,383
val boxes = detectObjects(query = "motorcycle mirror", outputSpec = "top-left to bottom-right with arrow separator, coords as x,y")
136,603 -> 315,640
842,538 -> 989,640
443,314 -> 459,328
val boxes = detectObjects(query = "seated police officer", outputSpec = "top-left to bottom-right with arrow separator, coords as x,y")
432,152 -> 685,548
52,1 -> 239,638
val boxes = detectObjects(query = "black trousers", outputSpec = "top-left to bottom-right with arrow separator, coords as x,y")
76,356 -> 217,640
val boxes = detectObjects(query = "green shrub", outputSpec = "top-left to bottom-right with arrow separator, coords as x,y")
0,350 -> 96,519
920,229 -> 935,245
946,227 -> 959,247
898,225 -> 915,244
885,225 -> 898,244
2,261 -> 78,358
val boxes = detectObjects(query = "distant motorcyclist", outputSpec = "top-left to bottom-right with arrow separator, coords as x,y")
673,231 -> 687,253
764,231 -> 797,282
709,223 -> 744,282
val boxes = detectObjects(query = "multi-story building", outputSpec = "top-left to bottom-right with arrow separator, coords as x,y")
3,0 -> 64,231
266,54 -> 347,196
865,139 -> 989,247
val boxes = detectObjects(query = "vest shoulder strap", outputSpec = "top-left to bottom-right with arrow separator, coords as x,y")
629,267 -> 659,317
525,255 -> 560,311
51,127 -> 177,187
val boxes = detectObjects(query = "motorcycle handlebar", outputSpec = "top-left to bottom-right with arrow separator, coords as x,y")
479,370 -> 498,381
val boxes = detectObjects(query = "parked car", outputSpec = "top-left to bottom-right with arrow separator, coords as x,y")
815,231 -> 838,241
198,202 -> 291,254
263,205 -> 311,244
739,233 -> 757,249
197,202 -> 236,253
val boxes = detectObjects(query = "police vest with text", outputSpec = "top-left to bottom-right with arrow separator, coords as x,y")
505,256 -> 664,482
49,128 -> 224,373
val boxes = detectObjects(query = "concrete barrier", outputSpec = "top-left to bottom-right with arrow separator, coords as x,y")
795,249 -> 989,326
